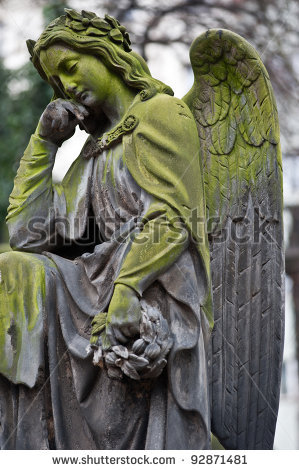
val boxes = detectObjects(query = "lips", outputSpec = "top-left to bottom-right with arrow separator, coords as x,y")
73,89 -> 97,110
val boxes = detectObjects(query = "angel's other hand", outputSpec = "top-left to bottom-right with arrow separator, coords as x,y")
37,98 -> 89,146
105,284 -> 141,347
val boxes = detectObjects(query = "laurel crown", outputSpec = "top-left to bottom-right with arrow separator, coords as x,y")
64,9 -> 132,52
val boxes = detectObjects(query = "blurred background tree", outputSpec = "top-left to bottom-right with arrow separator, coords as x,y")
0,0 -> 68,243
94,0 -> 299,155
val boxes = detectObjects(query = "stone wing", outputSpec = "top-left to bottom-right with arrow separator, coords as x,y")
183,29 -> 284,449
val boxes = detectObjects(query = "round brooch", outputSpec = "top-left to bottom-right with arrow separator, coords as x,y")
123,115 -> 138,131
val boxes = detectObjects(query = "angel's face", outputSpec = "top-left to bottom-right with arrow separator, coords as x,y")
39,44 -> 112,110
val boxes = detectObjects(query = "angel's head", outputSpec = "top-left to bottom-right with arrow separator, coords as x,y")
27,9 -> 173,108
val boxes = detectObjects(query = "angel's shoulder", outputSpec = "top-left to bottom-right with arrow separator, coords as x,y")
147,93 -> 193,118
132,93 -> 197,135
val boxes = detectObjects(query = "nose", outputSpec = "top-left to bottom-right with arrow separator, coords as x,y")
59,75 -> 77,97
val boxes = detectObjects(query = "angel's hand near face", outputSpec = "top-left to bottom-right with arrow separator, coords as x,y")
37,98 -> 89,146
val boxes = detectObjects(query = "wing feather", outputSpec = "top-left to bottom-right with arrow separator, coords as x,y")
183,29 -> 284,449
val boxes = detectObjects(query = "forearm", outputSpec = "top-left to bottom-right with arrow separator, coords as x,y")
7,131 -> 58,252
115,203 -> 189,296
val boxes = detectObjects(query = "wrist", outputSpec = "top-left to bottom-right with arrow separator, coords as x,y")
28,132 -> 59,167
34,121 -> 60,147
114,281 -> 141,298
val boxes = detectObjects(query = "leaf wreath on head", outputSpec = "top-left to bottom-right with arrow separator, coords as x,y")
64,9 -> 132,51
26,8 -> 132,66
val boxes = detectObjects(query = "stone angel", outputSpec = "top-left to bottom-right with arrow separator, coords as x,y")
0,9 -> 284,450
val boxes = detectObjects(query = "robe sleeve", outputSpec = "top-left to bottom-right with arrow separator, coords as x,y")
6,133 -> 58,252
6,131 -> 94,253
115,200 -> 189,296
114,93 -> 208,298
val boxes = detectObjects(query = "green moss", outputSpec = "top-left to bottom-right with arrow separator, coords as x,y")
0,251 -> 54,386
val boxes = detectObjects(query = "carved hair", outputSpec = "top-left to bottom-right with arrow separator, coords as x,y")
30,13 -> 174,101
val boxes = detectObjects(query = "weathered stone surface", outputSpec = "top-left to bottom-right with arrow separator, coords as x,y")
0,13 -> 283,451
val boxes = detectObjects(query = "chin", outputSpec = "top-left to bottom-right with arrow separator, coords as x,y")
81,93 -> 99,110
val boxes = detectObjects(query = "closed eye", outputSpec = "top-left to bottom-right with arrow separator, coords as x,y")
68,61 -> 78,73
66,60 -> 78,73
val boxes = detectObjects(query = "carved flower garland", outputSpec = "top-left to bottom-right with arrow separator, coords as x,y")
65,9 -> 132,52
89,301 -> 173,381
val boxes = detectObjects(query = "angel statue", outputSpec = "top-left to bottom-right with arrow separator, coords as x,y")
0,9 -> 284,450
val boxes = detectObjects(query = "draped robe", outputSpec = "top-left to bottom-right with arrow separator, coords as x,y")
0,93 -> 212,449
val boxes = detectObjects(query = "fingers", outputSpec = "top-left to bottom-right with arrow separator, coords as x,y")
127,323 -> 140,336
76,102 -> 89,117
51,104 -> 84,134
106,326 -> 117,347
120,326 -> 133,337
119,324 -> 139,337
62,100 -> 89,121
41,99 -> 89,133
112,328 -> 129,344
51,107 -> 69,132
106,325 -> 129,345
58,109 -> 69,132
106,324 -> 139,346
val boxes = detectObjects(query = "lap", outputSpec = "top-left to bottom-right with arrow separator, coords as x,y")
0,249 -> 54,269
0,250 -> 56,387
